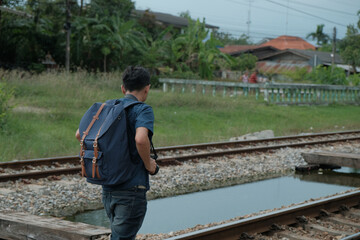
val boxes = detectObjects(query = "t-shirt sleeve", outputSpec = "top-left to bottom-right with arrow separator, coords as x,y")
135,105 -> 154,136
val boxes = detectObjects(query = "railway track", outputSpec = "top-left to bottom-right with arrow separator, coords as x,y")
164,190 -> 360,240
1,130 -> 360,182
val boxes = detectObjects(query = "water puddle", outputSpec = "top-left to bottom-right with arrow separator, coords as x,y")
66,167 -> 359,234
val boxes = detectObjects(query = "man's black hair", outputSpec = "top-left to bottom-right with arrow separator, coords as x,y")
122,66 -> 150,91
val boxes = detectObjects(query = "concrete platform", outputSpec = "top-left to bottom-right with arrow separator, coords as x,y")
301,151 -> 360,169
0,211 -> 110,240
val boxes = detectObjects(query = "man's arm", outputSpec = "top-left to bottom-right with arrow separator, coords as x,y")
135,127 -> 156,174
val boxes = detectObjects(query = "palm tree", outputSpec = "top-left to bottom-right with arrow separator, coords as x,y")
307,24 -> 330,46
171,18 -> 230,79
73,15 -> 146,71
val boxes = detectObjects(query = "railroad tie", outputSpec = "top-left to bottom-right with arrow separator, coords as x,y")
304,223 -> 354,237
327,216 -> 360,229
277,231 -> 314,240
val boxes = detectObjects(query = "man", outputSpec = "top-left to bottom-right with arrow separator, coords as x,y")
75,66 -> 157,239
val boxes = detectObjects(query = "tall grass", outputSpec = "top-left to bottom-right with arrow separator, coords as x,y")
1,70 -> 360,162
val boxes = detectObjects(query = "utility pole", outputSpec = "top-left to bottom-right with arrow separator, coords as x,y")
65,0 -> 71,72
79,0 -> 83,16
285,0 -> 289,35
0,0 -> 2,34
331,27 -> 336,73
246,0 -> 253,39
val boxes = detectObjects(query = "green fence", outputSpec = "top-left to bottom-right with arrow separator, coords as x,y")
159,78 -> 360,104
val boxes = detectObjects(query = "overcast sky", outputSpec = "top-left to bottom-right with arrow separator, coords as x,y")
134,0 -> 359,45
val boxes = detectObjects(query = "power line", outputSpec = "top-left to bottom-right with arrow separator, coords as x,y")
330,0 -> 360,9
277,0 -> 357,16
225,0 -> 296,16
265,0 -> 348,27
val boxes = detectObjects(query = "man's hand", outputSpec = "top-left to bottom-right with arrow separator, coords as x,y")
75,129 -> 81,141
145,158 -> 157,174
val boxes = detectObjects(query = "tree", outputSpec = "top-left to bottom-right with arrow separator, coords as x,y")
214,31 -> 251,46
170,17 -> 229,79
229,54 -> 257,71
87,0 -> 134,21
306,24 -> 330,46
0,0 -> 79,70
339,24 -> 360,74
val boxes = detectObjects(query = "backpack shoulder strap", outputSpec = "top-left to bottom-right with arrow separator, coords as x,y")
124,100 -> 142,109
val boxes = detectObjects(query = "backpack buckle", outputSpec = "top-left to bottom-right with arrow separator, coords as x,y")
93,141 -> 98,148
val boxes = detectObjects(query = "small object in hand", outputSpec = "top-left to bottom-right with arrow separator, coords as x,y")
150,164 -> 159,175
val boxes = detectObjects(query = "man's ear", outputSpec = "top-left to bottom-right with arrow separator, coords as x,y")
144,85 -> 150,94
121,85 -> 126,94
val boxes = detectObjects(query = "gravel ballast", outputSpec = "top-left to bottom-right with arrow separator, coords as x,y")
0,140 -> 359,239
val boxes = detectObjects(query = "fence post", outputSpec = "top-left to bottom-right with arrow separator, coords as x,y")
264,83 -> 269,102
276,88 -> 280,103
163,82 -> 168,92
287,88 -> 291,102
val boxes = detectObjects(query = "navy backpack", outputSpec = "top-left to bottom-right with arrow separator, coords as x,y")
78,99 -> 142,185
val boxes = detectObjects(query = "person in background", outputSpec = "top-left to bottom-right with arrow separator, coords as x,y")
249,70 -> 258,84
241,71 -> 249,83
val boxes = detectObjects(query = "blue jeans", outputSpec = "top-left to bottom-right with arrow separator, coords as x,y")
102,188 -> 147,240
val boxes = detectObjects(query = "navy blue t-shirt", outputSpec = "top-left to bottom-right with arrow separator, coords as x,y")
102,94 -> 154,191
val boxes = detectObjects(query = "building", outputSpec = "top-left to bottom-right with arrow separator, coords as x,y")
219,35 -> 316,61
259,35 -> 316,50
132,10 -> 219,31
219,35 -> 359,78
219,45 -> 278,59
256,49 -> 344,74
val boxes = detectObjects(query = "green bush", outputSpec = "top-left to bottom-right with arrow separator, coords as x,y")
0,82 -> 14,130
283,67 -> 311,83
348,74 -> 360,86
230,54 -> 257,71
308,66 -> 348,85
161,70 -> 200,80
150,75 -> 161,88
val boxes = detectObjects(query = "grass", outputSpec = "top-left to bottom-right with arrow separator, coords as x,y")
1,70 -> 360,162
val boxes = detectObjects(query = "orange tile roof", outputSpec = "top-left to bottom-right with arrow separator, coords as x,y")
260,35 -> 316,50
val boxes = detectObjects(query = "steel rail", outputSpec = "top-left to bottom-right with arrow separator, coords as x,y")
155,130 -> 360,152
0,136 -> 360,182
157,136 -> 360,164
0,156 -> 78,169
1,130 -> 359,170
341,232 -> 360,240
0,167 -> 81,182
164,190 -> 360,240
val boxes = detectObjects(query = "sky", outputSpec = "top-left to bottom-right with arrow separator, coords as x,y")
134,0 -> 360,45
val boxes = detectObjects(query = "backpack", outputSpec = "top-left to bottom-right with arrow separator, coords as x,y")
78,99 -> 142,185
